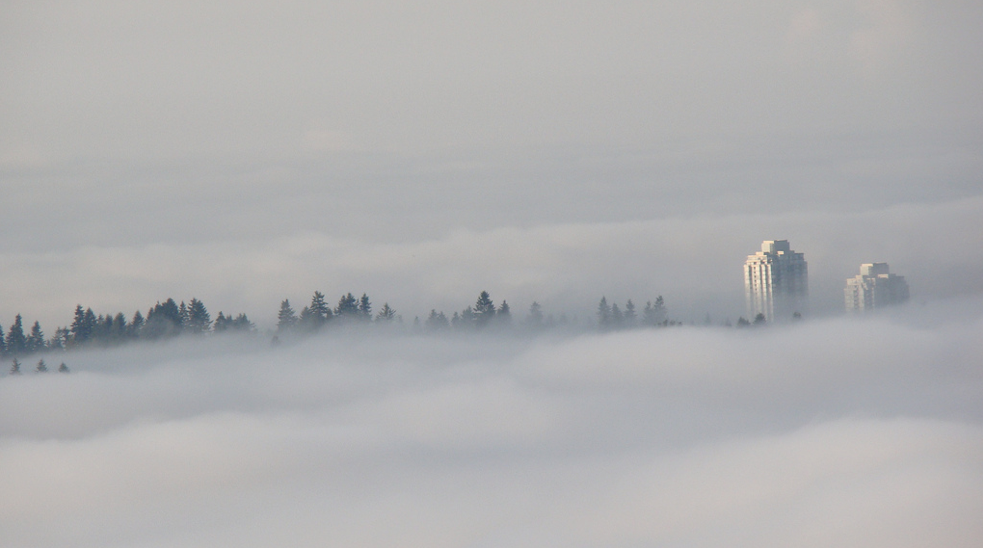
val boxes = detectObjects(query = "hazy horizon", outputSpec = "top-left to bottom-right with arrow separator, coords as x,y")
2,0 -> 982,328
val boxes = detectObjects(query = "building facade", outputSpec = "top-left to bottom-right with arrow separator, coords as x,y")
845,263 -> 909,312
744,240 -> 808,322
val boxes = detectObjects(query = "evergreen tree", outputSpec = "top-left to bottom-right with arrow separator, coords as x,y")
144,299 -> 183,339
10,358 -> 21,375
70,305 -> 86,344
231,313 -> 254,331
6,315 -> 27,355
96,314 -> 113,342
376,303 -> 396,322
335,292 -> 358,318
497,300 -> 512,326
187,298 -> 211,333
0,324 -> 5,356
49,327 -> 70,350
129,310 -> 144,339
311,291 -> 332,321
450,311 -> 462,329
753,313 -> 767,325
642,296 -> 666,326
611,303 -> 623,329
358,294 -> 372,321
69,305 -> 94,345
624,300 -> 637,328
474,291 -> 495,328
299,291 -> 331,330
298,306 -> 316,330
426,310 -> 449,331
78,307 -> 98,344
36,359 -> 47,373
58,362 -> 69,373
112,313 -> 127,341
25,321 -> 45,354
213,312 -> 229,332
179,301 -> 190,329
459,306 -> 475,329
597,297 -> 611,330
277,299 -> 297,332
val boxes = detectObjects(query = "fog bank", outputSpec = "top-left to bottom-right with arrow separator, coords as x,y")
2,311 -> 981,547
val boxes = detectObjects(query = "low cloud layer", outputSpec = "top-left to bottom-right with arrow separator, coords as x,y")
2,311 -> 981,547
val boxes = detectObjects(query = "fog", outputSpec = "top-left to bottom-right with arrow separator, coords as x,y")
2,305 -> 982,547
2,2 -> 981,544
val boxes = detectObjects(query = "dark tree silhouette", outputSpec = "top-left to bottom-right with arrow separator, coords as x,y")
299,291 -> 331,331
497,301 -> 512,326
426,310 -> 449,330
5,315 -> 27,355
187,298 -> 211,333
230,313 -> 254,331
277,299 -> 297,332
129,310 -> 144,339
36,359 -> 47,373
597,297 -> 611,330
474,291 -> 495,328
643,296 -> 666,326
376,303 -> 396,322
335,292 -> 358,318
611,303 -> 623,329
624,300 -> 637,328
25,321 -> 45,353
144,299 -> 183,339
310,291 -> 332,322
358,294 -> 372,321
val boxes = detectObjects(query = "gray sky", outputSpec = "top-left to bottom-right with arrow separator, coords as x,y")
2,0 -> 982,327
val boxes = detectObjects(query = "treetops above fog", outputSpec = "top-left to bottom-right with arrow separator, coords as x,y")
0,290 -> 672,360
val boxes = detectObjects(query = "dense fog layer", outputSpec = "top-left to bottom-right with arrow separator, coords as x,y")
2,307 -> 981,547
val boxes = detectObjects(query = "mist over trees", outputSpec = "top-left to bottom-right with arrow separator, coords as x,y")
0,297 -> 253,362
0,287 -> 685,364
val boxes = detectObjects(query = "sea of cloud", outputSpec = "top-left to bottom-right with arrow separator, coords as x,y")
1,304 -> 981,547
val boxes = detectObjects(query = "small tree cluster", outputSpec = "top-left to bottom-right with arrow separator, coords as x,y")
277,292 -> 399,335
0,297 -> 254,360
597,296 -> 669,331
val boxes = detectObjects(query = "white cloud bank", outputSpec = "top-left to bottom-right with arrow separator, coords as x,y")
1,311 -> 981,547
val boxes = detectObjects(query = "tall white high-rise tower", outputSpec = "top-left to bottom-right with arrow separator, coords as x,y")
744,240 -> 808,322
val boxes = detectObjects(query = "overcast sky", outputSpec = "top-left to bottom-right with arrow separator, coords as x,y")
2,0 -> 981,326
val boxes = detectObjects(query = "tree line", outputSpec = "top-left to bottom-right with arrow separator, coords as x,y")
1,290 -> 676,361
0,297 -> 253,359
596,296 -> 673,330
